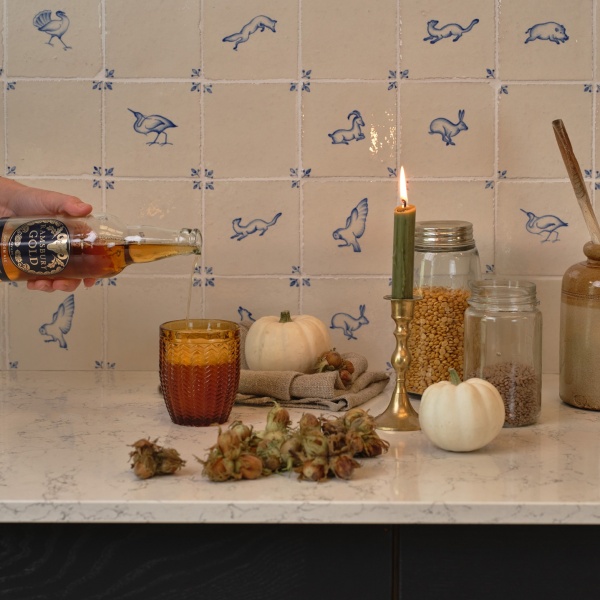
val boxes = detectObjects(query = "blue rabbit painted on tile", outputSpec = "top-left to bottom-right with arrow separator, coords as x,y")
525,22 -> 569,44
33,10 -> 71,50
222,15 -> 277,51
423,19 -> 479,44
328,110 -> 365,145
128,109 -> 177,146
332,198 -> 368,252
330,305 -> 369,340
231,212 -> 282,241
429,109 -> 468,146
520,209 -> 568,242
39,294 -> 74,350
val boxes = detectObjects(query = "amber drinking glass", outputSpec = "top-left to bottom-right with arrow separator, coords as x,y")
159,319 -> 241,426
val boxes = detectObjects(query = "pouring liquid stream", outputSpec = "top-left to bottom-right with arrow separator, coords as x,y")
185,256 -> 200,328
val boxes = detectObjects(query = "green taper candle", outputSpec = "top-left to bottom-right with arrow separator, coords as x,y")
391,167 -> 415,298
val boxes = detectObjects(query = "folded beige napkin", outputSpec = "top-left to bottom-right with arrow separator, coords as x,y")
236,323 -> 390,411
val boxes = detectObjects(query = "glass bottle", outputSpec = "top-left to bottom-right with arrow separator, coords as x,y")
464,279 -> 542,427
560,241 -> 600,410
0,213 -> 201,283
407,220 -> 481,395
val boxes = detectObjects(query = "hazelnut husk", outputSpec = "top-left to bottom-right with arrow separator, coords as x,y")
129,438 -> 186,479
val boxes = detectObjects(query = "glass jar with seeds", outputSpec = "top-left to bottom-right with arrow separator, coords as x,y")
407,220 -> 481,395
464,279 -> 542,427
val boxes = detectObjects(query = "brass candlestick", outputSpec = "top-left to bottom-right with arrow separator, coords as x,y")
375,296 -> 420,431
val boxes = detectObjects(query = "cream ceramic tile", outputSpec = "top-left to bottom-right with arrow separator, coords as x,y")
105,82 -> 201,178
302,278 -> 392,373
105,0 -> 201,78
400,82 -> 494,178
107,276 -> 196,370
499,0 -> 592,81
6,0 -> 102,78
400,0 -> 494,79
6,81 -> 101,177
498,84 -> 592,179
0,285 -> 6,368
7,286 -> 103,370
302,0 -> 396,80
204,181 -> 299,276
303,180 -> 396,275
0,89 -> 5,170
407,180 -> 495,273
533,276 -> 561,375
203,83 -> 296,178
105,180 -> 202,276
302,83 -> 396,177
203,0 -> 297,80
495,181 -> 589,277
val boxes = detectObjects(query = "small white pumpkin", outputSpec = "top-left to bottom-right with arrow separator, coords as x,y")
245,310 -> 331,374
419,369 -> 505,452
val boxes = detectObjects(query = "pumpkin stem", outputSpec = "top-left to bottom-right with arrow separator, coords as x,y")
279,311 -> 293,323
448,368 -> 462,386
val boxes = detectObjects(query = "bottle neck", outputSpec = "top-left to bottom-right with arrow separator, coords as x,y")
124,226 -> 202,255
468,279 -> 539,311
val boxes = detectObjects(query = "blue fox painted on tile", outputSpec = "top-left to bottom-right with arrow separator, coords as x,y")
328,110 -> 365,145
520,209 -> 568,242
330,305 -> 369,340
423,19 -> 479,44
33,10 -> 71,50
222,15 -> 277,51
333,198 -> 368,252
429,110 -> 468,146
231,212 -> 282,241
525,22 -> 568,44
128,109 -> 177,146
39,294 -> 74,350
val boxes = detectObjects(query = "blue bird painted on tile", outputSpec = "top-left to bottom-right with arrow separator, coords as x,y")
429,109 -> 468,146
230,212 -> 282,241
330,305 -> 369,341
39,294 -> 75,350
222,15 -> 277,51
328,110 -> 365,145
33,10 -> 71,50
520,208 -> 568,242
332,198 -> 368,252
128,109 -> 177,146
423,19 -> 479,44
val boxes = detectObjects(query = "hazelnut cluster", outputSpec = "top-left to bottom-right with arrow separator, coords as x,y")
314,349 -> 355,386
129,438 -> 186,479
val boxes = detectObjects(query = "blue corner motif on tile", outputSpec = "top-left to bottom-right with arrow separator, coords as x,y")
521,209 -> 568,242
333,198 -> 368,252
230,213 -> 282,241
128,109 -> 177,146
222,15 -> 277,51
33,10 -> 71,50
328,110 -> 365,145
39,294 -> 74,349
524,22 -> 568,44
330,305 -> 369,340
423,19 -> 479,44
429,110 -> 468,146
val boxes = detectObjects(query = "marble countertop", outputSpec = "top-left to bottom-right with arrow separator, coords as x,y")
2,370 -> 600,525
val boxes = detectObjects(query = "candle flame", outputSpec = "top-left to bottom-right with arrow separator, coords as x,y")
399,166 -> 408,208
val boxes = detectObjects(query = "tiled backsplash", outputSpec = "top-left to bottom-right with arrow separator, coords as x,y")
0,0 -> 596,373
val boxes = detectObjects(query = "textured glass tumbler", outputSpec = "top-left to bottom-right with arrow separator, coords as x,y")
159,319 -> 241,426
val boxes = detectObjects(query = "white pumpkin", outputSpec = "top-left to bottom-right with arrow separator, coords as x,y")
419,370 -> 505,452
245,311 -> 331,374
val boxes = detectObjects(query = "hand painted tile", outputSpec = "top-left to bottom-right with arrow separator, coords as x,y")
105,0 -> 201,78
400,82 -> 494,178
203,0 -> 297,80
6,0 -> 102,77
400,0 -> 494,79
302,0 -> 396,80
302,83 -> 397,177
533,276 -> 561,374
499,0 -> 593,80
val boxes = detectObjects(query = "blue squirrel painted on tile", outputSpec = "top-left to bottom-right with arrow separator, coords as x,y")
429,109 -> 468,146
222,15 -> 277,51
128,109 -> 177,146
33,10 -> 71,50
330,305 -> 369,340
520,209 -> 568,242
423,19 -> 479,44
525,22 -> 569,44
231,212 -> 282,241
333,198 -> 368,252
328,110 -> 365,145
39,294 -> 74,350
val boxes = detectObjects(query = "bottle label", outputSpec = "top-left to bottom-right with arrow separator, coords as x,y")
1,218 -> 70,278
